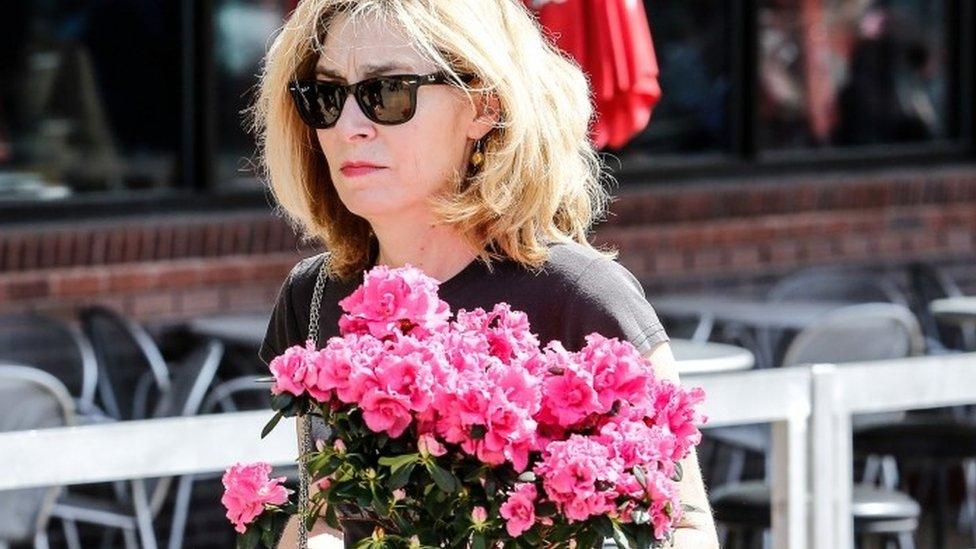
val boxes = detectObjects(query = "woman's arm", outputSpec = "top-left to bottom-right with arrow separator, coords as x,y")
645,341 -> 720,549
277,422 -> 345,549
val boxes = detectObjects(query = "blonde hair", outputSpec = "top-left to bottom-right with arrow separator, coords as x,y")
250,0 -> 615,280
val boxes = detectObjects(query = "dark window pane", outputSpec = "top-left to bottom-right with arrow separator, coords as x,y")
215,0 -> 287,188
0,1 -> 182,200
759,0 -> 951,150
613,1 -> 732,159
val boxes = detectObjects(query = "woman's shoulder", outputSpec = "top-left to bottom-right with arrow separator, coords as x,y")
285,252 -> 329,295
542,241 -> 639,291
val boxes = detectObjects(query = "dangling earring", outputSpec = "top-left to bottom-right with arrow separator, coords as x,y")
468,138 -> 485,174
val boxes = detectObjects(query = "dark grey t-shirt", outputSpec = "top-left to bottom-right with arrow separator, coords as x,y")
258,241 -> 669,366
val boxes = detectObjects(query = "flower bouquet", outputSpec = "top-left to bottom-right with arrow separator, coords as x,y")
222,264 -> 706,548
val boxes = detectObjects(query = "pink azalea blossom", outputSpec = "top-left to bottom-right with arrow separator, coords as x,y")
268,343 -> 314,397
499,483 -> 537,537
221,462 -> 289,533
338,264 -> 450,339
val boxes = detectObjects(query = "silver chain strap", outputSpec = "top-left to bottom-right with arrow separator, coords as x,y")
298,254 -> 330,549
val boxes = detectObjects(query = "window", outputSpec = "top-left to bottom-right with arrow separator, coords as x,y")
758,0 -> 952,151
214,0 -> 289,189
0,1 -> 183,201
612,2 -> 733,161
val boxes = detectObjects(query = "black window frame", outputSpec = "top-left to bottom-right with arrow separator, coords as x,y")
1,0 -> 974,225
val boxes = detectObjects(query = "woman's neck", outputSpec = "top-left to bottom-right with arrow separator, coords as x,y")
369,215 -> 478,283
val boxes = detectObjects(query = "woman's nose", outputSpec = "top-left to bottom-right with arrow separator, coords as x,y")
334,93 -> 376,142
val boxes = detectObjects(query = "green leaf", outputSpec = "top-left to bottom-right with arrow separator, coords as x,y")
271,392 -> 294,411
371,484 -> 392,517
632,466 -> 647,489
593,516 -> 613,538
237,526 -> 260,549
516,471 -> 536,482
425,461 -> 458,493
388,461 -> 416,490
323,503 -> 340,530
378,453 -> 420,472
634,525 -> 653,549
611,522 -> 631,549
260,411 -> 283,439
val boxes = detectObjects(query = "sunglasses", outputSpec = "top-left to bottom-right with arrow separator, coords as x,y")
288,71 -> 474,129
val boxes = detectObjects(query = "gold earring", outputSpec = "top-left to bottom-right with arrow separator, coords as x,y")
470,139 -> 485,169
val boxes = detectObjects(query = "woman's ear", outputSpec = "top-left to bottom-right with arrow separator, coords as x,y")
466,92 -> 501,141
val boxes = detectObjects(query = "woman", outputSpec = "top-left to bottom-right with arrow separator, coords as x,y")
253,1 -> 718,546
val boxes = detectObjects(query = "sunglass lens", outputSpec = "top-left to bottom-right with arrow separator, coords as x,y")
292,82 -> 343,128
359,77 -> 414,124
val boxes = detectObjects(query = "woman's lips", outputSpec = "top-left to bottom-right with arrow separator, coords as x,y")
340,165 -> 385,177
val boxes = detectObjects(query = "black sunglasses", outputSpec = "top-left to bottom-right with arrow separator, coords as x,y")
288,71 -> 474,129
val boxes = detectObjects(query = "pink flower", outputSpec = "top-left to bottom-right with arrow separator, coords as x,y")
221,462 -> 289,534
315,335 -> 381,404
268,343 -> 314,397
418,433 -> 447,457
540,363 -> 600,427
499,483 -> 537,537
338,265 -> 450,339
534,435 -> 618,522
359,388 -> 413,438
648,381 -> 707,461
471,506 -> 488,525
579,334 -> 654,412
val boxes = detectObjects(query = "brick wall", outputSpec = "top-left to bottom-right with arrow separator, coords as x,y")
2,165 -> 975,327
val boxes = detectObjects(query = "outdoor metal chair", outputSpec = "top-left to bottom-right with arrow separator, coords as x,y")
50,320 -> 223,549
0,313 -> 100,419
710,304 -> 925,548
0,364 -> 75,549
165,374 -> 281,549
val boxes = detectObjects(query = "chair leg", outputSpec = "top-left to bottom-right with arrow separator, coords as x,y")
166,474 -> 197,549
60,518 -> 82,549
131,479 -> 158,549
122,528 -> 139,549
880,456 -> 899,489
863,455 -> 881,485
897,532 -> 915,549
33,531 -> 50,549
961,458 -> 976,543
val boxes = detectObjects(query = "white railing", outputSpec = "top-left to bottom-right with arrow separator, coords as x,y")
809,353 -> 976,549
2,353 -> 975,549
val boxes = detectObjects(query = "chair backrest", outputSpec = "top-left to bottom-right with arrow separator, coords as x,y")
768,266 -> 909,306
144,339 -> 223,515
907,262 -> 975,350
152,340 -> 224,419
0,313 -> 98,412
201,375 -> 273,414
0,364 -> 74,543
79,306 -> 170,420
782,303 -> 925,367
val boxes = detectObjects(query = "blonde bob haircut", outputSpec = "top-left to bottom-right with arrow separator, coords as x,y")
251,0 -> 615,280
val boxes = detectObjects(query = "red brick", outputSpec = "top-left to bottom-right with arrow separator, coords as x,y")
156,263 -> 203,289
129,291 -> 177,320
200,261 -> 249,285
109,267 -> 160,292
6,277 -> 50,300
178,287 -> 223,316
52,270 -> 108,298
729,247 -> 761,268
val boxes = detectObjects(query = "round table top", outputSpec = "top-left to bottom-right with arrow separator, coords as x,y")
188,314 -> 269,347
929,297 -> 976,326
669,339 -> 755,375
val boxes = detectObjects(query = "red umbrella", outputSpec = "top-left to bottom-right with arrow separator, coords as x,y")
527,0 -> 661,149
